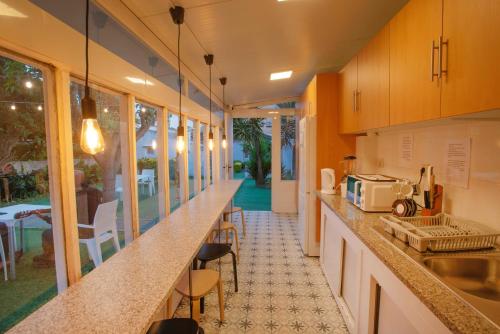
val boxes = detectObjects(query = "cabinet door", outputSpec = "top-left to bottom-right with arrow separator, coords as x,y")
389,0 -> 442,125
339,57 -> 359,133
357,25 -> 390,131
441,0 -> 500,117
320,209 -> 342,295
341,238 -> 361,322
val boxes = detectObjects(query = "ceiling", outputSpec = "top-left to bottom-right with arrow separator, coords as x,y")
120,0 -> 408,107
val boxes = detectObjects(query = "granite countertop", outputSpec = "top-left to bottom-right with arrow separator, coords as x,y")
316,192 -> 499,334
8,180 -> 243,334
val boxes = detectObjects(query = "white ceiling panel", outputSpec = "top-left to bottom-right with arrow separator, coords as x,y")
121,0 -> 408,106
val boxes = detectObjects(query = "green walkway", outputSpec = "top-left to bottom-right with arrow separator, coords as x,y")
233,172 -> 271,211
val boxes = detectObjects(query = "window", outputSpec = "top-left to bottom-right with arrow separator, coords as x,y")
187,119 -> 195,199
135,102 -> 160,233
280,115 -> 297,180
200,123 -> 207,190
0,54 -> 62,331
70,80 -> 128,275
168,113 -> 181,211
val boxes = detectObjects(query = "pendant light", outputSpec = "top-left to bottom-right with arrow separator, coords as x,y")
170,6 -> 185,154
219,77 -> 227,150
80,0 -> 105,155
204,54 -> 215,151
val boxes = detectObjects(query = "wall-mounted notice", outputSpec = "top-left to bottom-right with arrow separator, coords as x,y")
398,134 -> 413,167
445,138 -> 471,188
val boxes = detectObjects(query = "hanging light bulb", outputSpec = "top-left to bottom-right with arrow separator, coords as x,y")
208,130 -> 214,151
10,104 -> 16,110
141,106 -> 146,113
37,105 -> 43,111
103,107 -> 108,113
151,139 -> 157,150
219,77 -> 228,150
25,81 -> 33,89
222,134 -> 227,149
170,5 -> 185,154
80,0 -> 104,155
204,54 -> 214,151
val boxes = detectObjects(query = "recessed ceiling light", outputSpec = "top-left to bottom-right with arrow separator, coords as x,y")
126,76 -> 154,86
270,70 -> 292,81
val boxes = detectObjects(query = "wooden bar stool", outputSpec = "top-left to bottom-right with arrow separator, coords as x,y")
147,318 -> 203,334
223,206 -> 246,237
211,222 -> 240,262
176,269 -> 224,323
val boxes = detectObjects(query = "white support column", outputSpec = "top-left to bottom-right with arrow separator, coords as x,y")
52,68 -> 79,286
157,106 -> 170,217
181,115 -> 189,203
213,126 -> 220,183
205,126 -> 211,187
194,120 -> 201,194
122,94 -> 140,242
225,112 -> 233,179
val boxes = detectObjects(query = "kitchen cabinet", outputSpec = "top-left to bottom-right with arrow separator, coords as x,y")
357,25 -> 390,131
389,0 -> 442,125
339,25 -> 390,134
339,57 -> 359,133
300,75 -> 356,246
320,202 -> 451,334
441,0 -> 500,117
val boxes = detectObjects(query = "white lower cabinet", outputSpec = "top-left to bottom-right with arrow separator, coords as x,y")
320,203 -> 451,334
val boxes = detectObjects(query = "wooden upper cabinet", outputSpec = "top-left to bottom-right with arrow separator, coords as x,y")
441,0 -> 500,117
339,57 -> 359,133
357,25 -> 390,131
389,0 -> 442,125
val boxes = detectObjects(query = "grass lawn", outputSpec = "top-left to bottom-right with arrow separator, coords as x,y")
233,171 -> 271,211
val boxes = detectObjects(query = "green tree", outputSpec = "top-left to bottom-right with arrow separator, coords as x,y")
233,118 -> 268,185
0,57 -> 46,168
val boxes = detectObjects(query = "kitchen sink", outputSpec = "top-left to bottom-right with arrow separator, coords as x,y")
423,256 -> 500,302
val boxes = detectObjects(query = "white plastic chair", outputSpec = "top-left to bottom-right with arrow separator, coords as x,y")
78,200 -> 120,267
0,235 -> 7,280
139,169 -> 155,196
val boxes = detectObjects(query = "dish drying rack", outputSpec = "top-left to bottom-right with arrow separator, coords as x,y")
380,213 -> 499,252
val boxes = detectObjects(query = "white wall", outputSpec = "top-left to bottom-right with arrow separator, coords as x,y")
356,119 -> 500,231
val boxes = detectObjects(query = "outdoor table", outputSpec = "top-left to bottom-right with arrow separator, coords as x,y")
0,204 -> 51,279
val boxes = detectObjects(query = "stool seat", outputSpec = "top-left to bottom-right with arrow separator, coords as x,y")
147,318 -> 203,334
197,243 -> 232,262
176,269 -> 219,299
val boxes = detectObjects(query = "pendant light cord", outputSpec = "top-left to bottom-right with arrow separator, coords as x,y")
177,22 -> 182,124
209,64 -> 212,130
222,84 -> 225,130
85,0 -> 90,95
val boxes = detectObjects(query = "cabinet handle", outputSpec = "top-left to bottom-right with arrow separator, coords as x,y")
430,40 -> 439,81
356,90 -> 360,112
439,36 -> 448,79
352,90 -> 357,112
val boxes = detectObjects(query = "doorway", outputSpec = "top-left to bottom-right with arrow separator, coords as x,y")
231,107 -> 298,213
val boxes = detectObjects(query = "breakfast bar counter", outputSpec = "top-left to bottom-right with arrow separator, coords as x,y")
8,180 -> 243,334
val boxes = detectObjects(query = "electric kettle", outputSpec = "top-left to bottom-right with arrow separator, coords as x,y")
321,168 -> 335,194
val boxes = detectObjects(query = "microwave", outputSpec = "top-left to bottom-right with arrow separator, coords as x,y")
346,174 -> 399,212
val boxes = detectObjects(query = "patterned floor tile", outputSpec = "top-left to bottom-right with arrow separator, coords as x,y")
174,211 -> 348,333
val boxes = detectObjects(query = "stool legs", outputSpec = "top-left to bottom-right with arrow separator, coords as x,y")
192,299 -> 200,323
217,278 -> 225,322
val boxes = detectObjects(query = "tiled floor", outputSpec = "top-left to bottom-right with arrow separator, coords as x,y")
175,211 -> 348,333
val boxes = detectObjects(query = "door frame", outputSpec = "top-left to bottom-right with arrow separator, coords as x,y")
232,108 -> 298,213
